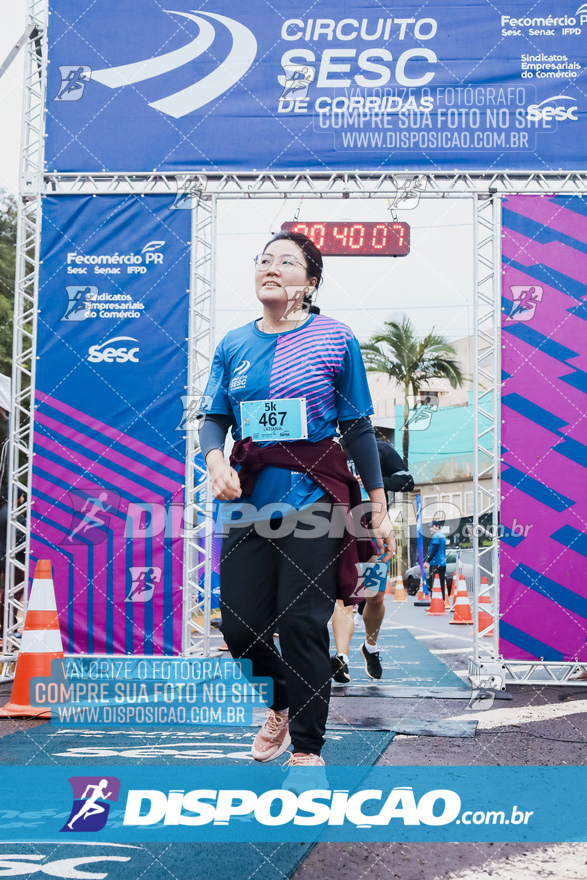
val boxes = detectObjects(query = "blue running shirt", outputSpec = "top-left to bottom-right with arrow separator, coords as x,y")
203,314 -> 374,520
429,531 -> 447,566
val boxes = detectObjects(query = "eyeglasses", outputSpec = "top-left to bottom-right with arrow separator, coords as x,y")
254,253 -> 307,272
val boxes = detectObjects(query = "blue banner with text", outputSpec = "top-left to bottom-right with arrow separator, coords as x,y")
0,766 -> 585,842
46,0 -> 587,173
32,195 -> 190,655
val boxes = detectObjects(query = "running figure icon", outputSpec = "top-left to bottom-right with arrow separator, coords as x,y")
67,779 -> 112,830
279,63 -> 316,101
54,65 -> 92,101
507,285 -> 543,322
68,491 -> 111,542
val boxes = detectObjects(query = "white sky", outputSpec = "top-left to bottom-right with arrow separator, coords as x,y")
0,1 -> 27,194
215,197 -> 474,344
0,3 -> 473,345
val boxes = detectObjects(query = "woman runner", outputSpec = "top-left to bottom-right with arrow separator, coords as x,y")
199,231 -> 395,766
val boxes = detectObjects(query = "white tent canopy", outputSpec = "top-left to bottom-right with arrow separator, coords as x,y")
0,373 -> 11,413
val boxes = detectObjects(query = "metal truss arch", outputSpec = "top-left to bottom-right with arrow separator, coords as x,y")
42,170 -> 587,198
2,0 -> 47,679
4,13 -> 587,677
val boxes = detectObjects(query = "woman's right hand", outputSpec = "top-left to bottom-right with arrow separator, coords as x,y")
205,449 -> 242,501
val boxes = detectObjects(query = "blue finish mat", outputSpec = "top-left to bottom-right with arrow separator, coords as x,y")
0,723 -> 394,766
333,626 -> 470,690
0,841 -> 314,880
0,726 -> 395,880
0,625 -> 463,879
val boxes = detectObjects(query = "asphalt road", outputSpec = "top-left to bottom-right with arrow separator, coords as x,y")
1,595 -> 585,879
294,596 -> 587,880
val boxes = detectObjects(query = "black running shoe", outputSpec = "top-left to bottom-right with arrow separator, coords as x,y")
360,643 -> 382,680
330,654 -> 351,683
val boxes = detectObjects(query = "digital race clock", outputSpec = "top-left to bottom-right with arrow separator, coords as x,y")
280,221 -> 410,256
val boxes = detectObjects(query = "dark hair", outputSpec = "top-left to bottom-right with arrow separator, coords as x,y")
431,520 -> 442,528
263,231 -> 323,313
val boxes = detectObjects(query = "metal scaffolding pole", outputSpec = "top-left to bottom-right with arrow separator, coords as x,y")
183,193 -> 216,656
469,194 -> 504,691
2,0 -> 46,680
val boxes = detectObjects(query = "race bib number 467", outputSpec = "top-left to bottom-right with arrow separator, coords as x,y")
240,398 -> 308,442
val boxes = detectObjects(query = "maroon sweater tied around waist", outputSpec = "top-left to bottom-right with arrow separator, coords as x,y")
229,437 -> 376,606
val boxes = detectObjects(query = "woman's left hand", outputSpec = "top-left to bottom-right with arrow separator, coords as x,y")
367,488 -> 396,562
371,509 -> 396,563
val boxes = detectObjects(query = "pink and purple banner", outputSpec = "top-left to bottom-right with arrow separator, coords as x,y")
501,195 -> 587,662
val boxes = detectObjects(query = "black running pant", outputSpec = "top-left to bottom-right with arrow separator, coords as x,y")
219,507 -> 341,755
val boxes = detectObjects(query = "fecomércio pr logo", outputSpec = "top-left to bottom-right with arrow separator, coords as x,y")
61,776 -> 121,833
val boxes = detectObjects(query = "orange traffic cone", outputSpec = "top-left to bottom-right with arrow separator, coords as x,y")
427,573 -> 446,616
393,574 -> 406,603
0,560 -> 63,718
414,573 -> 431,606
385,573 -> 395,595
450,574 -> 473,625
444,584 -> 451,610
450,572 -> 464,613
449,577 -> 458,611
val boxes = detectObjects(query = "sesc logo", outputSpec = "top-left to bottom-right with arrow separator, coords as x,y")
0,854 -> 132,876
88,337 -> 140,364
229,359 -> 251,391
527,95 -> 578,122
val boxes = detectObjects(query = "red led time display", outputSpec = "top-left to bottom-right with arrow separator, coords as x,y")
281,221 -> 410,256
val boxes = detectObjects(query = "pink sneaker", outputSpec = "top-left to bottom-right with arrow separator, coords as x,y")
283,752 -> 325,766
282,752 -> 328,793
251,709 -> 291,762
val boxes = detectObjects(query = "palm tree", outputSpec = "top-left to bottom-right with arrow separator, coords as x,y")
360,316 -> 465,569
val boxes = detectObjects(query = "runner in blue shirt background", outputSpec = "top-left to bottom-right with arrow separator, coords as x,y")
427,520 -> 448,600
199,231 -> 395,768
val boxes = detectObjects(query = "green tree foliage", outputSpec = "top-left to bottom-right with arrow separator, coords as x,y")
0,190 -> 16,374
360,315 -> 464,464
361,315 -> 464,571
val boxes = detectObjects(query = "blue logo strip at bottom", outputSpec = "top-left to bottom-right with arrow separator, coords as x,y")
0,767 -> 584,843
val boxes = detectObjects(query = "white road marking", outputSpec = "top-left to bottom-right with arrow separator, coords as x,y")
442,843 -> 587,879
451,699 -> 587,728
